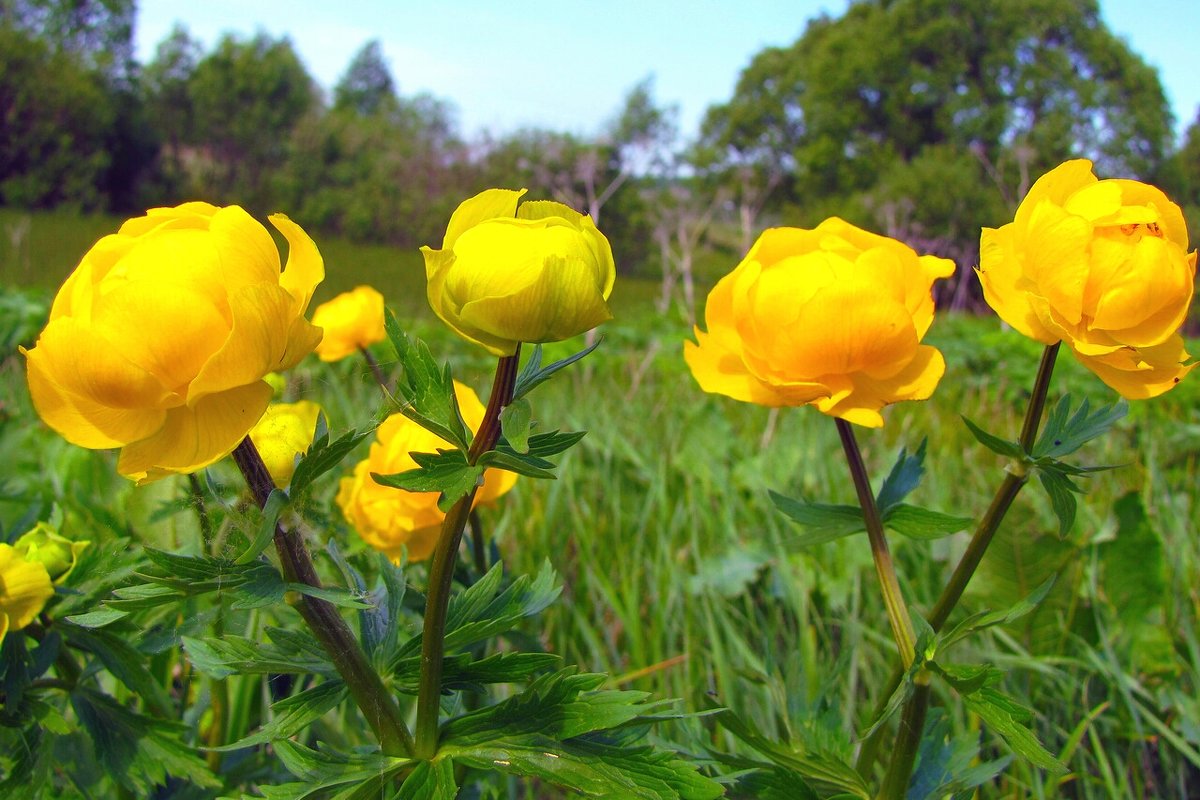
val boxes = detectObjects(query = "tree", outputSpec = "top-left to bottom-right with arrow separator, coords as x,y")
0,0 -> 136,83
144,24 -> 201,192
334,40 -> 397,116
187,33 -> 315,210
703,0 -> 1174,273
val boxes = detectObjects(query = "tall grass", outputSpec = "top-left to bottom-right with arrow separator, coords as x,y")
2,209 -> 1198,797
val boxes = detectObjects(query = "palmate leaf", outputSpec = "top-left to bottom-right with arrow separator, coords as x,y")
482,430 -> 589,480
392,652 -> 562,694
385,310 -> 471,450
875,438 -> 927,513
182,627 -> 334,679
961,416 -> 1025,459
437,669 -> 722,800
961,687 -> 1064,773
771,495 -> 970,547
372,448 -> 484,512
500,397 -> 533,453
940,577 -> 1056,649
263,739 -> 413,800
63,625 -> 173,716
289,422 -> 374,497
218,680 -> 348,750
908,708 -> 1012,800
1031,394 -> 1128,459
71,688 -> 219,794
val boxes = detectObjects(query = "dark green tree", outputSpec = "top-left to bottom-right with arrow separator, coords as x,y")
144,24 -> 202,195
333,40 -> 397,116
187,32 -> 315,211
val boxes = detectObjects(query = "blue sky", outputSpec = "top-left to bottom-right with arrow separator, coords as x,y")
134,0 -> 1199,143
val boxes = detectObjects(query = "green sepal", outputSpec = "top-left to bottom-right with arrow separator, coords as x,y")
513,339 -> 603,401
372,449 -> 484,512
385,309 -> 471,449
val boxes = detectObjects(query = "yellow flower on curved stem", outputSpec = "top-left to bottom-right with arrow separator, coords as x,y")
0,544 -> 53,645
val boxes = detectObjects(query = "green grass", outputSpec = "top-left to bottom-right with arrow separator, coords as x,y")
2,208 -> 1199,797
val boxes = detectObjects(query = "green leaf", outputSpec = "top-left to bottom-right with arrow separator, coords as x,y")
513,339 -> 603,401
182,629 -> 334,679
884,504 -> 972,540
398,759 -> 458,800
385,311 -> 470,449
393,651 -> 561,694
1099,493 -> 1166,626
908,708 -> 1012,800
941,577 -> 1056,649
1036,467 -> 1082,535
769,493 -> 864,546
290,424 -> 373,497
229,564 -> 288,610
929,662 -> 1003,696
63,625 -> 173,717
286,582 -> 373,609
219,680 -> 348,750
962,687 -> 1065,773
961,416 -> 1025,459
1031,394 -> 1128,459
71,688 -> 219,793
271,739 -> 412,798
717,706 -> 869,798
875,439 -> 927,513
372,449 -> 484,512
478,448 -> 559,479
500,397 -> 533,454
236,487 -> 289,564
64,607 -> 129,628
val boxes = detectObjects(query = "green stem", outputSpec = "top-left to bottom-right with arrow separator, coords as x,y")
414,348 -> 521,760
858,342 -> 1061,779
469,509 -> 487,576
188,473 -> 215,547
877,678 -> 931,800
836,418 -> 917,668
231,438 -> 414,757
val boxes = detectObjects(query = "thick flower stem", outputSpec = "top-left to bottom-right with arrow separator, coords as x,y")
857,343 -> 1061,779
836,419 -> 917,669
231,438 -> 414,757
414,348 -> 521,760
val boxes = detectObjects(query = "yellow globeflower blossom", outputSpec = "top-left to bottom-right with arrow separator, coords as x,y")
22,203 -> 324,483
422,189 -> 616,356
312,286 -> 387,362
337,382 -> 517,561
978,159 -> 1196,398
0,544 -> 53,645
248,401 -> 324,489
685,219 -> 955,427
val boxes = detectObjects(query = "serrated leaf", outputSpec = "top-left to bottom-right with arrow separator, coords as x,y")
941,577 -> 1056,649
962,687 -> 1065,772
272,739 -> 412,798
228,564 -> 288,610
71,688 -> 219,793
908,708 -> 1012,800
1036,467 -> 1081,536
500,398 -> 533,454
875,439 -> 927,513
961,416 -> 1025,458
385,312 -> 470,449
182,631 -> 334,679
398,759 -> 458,800
236,487 -> 289,564
290,425 -> 373,496
373,449 -> 484,512
885,504 -> 972,540
64,626 -> 173,716
1032,395 -> 1128,459
287,582 -> 372,609
64,608 -> 129,628
1099,493 -> 1165,626
393,651 -> 562,694
478,449 -> 559,479
513,339 -> 603,401
717,706 -> 870,798
930,662 -> 1003,696
219,681 -> 348,750
770,492 -> 864,546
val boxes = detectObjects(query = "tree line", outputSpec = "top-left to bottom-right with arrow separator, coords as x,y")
2,0 -> 1198,301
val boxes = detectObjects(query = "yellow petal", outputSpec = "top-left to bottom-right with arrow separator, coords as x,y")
822,345 -> 945,427
117,381 -> 273,483
0,544 -> 54,633
271,213 -> 325,316
1073,336 -> 1194,399
188,284 -> 296,405
1088,235 -> 1193,345
443,188 -> 526,249
684,333 -> 808,406
250,400 -> 323,488
23,322 -> 171,449
1014,159 -> 1095,234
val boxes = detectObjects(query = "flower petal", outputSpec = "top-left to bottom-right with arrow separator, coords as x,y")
443,188 -> 526,249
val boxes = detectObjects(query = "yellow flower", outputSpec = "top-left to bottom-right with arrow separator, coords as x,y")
248,401 -> 323,489
978,159 -> 1197,398
422,188 -> 616,356
14,523 -> 89,584
22,203 -> 324,483
312,285 -> 387,362
685,219 -> 955,427
336,382 -> 517,562
0,543 -> 54,645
